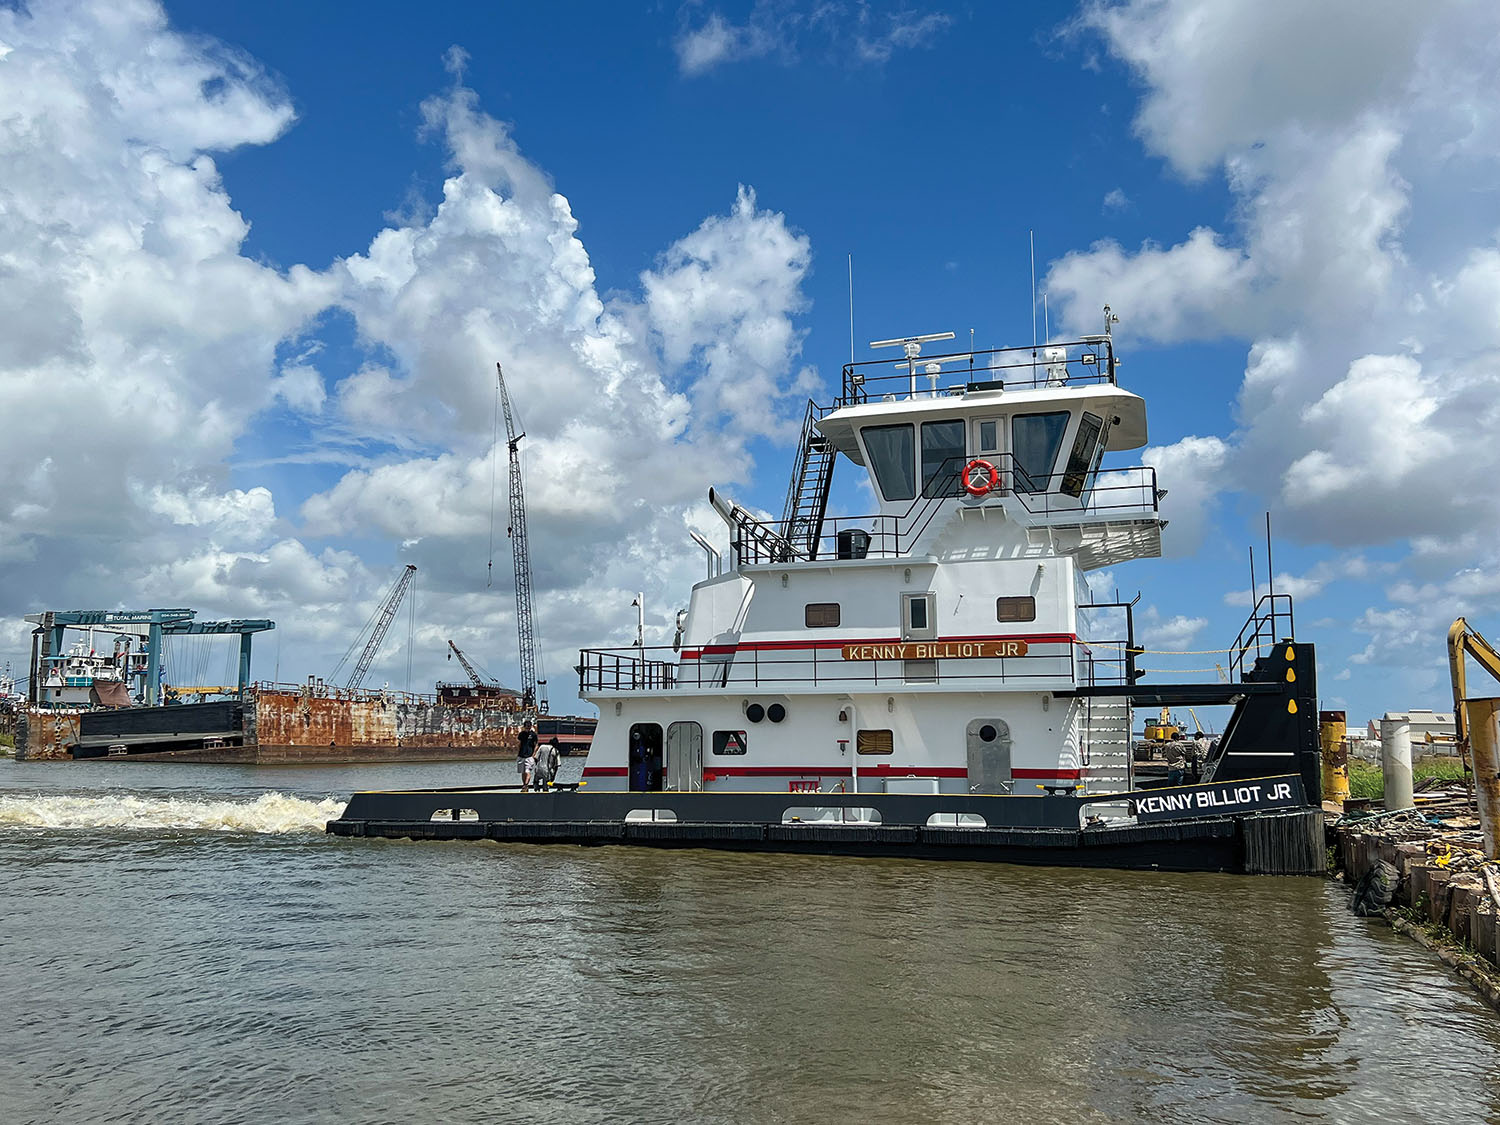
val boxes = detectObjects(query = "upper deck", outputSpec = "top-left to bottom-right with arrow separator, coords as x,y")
715,331 -> 1163,571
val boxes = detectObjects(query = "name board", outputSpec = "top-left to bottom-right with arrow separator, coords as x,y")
840,640 -> 1030,661
1131,776 -> 1306,823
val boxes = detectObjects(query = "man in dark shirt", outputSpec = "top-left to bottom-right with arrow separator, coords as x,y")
517,719 -> 538,789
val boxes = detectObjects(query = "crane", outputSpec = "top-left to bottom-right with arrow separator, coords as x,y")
336,565 -> 417,693
1448,617 -> 1500,856
446,639 -> 496,687
496,362 -> 540,711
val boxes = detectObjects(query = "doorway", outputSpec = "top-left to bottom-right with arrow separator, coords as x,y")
629,722 -> 664,791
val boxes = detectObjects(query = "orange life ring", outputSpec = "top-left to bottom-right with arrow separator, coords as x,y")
963,458 -> 998,496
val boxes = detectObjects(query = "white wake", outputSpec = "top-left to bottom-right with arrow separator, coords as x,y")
0,791 -> 345,833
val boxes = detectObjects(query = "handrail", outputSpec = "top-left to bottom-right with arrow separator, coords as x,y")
1227,593 -> 1295,681
839,337 -> 1117,407
577,636 -> 1134,695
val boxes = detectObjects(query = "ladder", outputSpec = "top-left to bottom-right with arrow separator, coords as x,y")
1081,697 -> 1133,795
780,400 -> 836,560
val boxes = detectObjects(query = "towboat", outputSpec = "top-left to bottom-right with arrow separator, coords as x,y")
329,317 -> 1326,873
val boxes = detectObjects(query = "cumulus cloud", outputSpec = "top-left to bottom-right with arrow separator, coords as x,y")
0,2 -> 820,699
1056,0 -> 1500,678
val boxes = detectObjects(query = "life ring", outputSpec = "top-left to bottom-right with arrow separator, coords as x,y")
963,458 -> 998,496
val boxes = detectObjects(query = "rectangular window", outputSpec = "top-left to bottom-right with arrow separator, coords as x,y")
804,602 -> 841,628
862,424 -> 915,501
977,419 -> 999,453
856,729 -> 894,755
902,592 -> 936,640
996,595 -> 1037,622
712,730 -> 748,756
1060,412 -> 1104,498
920,420 -> 966,498
1011,411 -> 1070,493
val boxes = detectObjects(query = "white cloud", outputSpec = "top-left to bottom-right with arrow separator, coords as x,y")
1057,0 -> 1500,682
0,3 -> 821,700
1140,435 -> 1228,554
675,2 -> 950,76
1102,187 -> 1130,211
1141,611 -> 1208,651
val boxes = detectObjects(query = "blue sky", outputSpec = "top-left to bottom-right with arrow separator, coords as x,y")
2,0 -> 1498,728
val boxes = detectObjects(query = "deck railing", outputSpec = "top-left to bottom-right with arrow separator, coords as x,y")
579,636 -> 1133,695
838,338 -> 1116,407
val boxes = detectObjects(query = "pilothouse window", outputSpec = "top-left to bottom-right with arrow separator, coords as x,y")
863,424 -> 915,502
1011,412 -> 1070,494
921,420 -> 966,497
1060,412 -> 1104,498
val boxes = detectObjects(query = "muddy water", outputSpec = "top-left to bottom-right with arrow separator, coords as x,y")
2,758 -> 1498,1123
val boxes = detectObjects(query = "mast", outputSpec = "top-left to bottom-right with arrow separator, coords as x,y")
497,363 -> 539,711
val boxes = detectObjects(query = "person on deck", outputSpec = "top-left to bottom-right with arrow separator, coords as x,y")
630,730 -> 649,791
1166,734 -> 1188,787
517,719 -> 538,790
1191,730 -> 1212,780
534,737 -> 561,791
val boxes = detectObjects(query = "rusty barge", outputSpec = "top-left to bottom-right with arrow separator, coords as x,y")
15,682 -> 548,764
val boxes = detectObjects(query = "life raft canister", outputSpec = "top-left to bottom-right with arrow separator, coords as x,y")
963,458 -> 998,496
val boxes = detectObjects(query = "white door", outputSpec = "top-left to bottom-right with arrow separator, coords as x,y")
666,721 -> 703,791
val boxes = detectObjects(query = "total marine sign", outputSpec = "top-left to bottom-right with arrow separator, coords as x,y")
1129,776 -> 1307,823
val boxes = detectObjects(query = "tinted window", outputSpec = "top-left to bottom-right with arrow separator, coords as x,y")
1012,412 -> 1070,493
805,603 -> 841,628
996,596 -> 1037,622
712,730 -> 748,755
1060,412 -> 1104,498
863,424 -> 915,501
857,729 -> 894,755
921,420 -> 965,497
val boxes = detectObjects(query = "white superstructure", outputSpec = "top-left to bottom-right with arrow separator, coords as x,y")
580,323 -> 1164,799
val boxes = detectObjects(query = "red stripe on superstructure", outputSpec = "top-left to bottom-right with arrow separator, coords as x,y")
681,632 -> 1080,659
585,765 -> 1079,779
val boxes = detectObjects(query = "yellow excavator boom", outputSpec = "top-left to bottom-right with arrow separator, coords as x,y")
1448,617 -> 1500,857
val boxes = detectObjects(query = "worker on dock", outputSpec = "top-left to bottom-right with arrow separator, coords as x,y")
517,719 -> 538,790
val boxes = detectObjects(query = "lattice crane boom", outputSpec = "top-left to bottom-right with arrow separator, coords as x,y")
446,639 -> 494,687
497,363 -> 538,710
346,565 -> 417,692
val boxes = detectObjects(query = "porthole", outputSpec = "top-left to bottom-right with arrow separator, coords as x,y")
979,724 -> 998,743
746,703 -> 765,723
767,703 -> 786,723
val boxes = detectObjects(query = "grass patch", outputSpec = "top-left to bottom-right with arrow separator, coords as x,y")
1347,756 -> 1467,800
0,732 -> 13,750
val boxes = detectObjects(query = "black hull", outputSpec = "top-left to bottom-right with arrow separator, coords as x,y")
326,778 -> 1324,875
